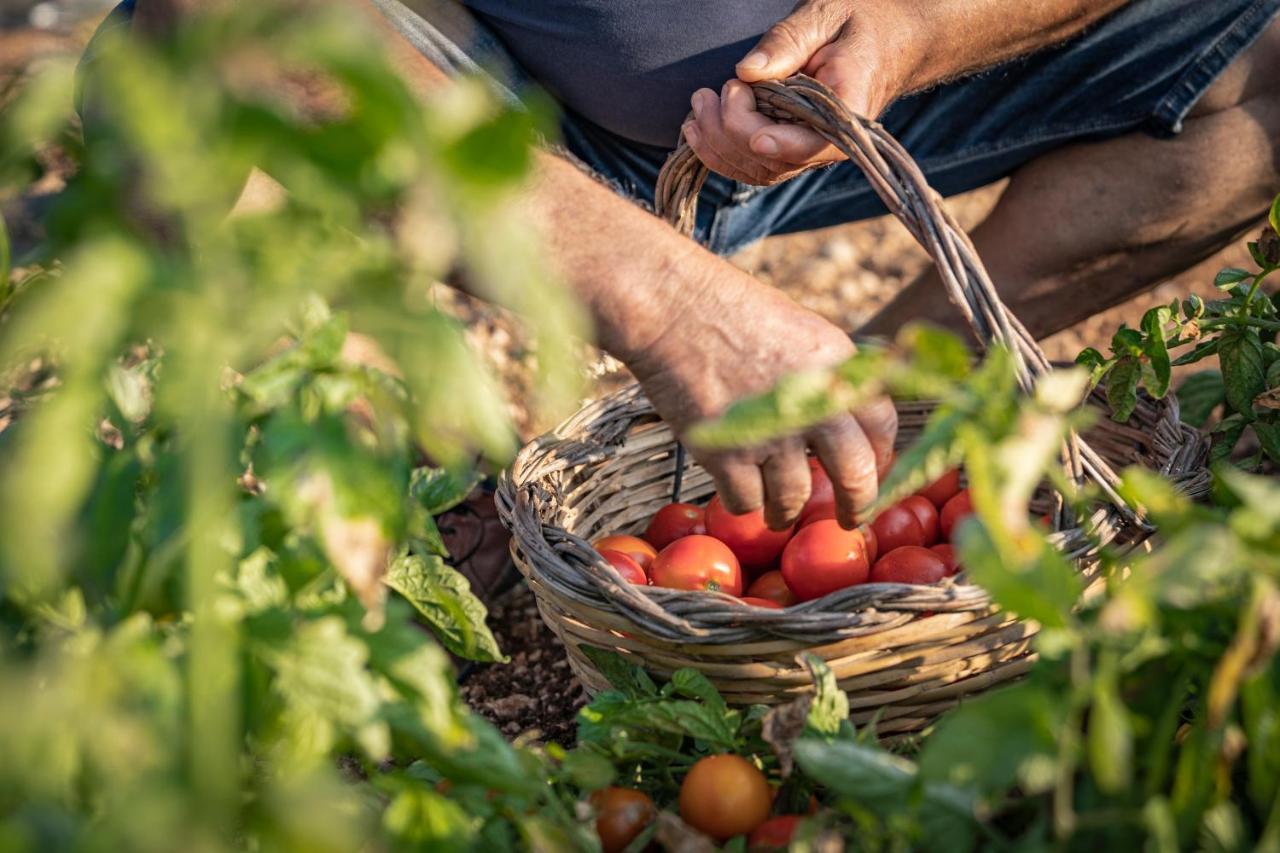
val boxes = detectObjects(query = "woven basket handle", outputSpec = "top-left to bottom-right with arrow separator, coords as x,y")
655,74 -> 1139,525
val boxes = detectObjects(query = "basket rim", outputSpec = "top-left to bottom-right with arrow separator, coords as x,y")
496,383 -> 1209,644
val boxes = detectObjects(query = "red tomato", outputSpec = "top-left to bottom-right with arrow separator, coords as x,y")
899,495 -> 941,546
591,787 -> 656,853
598,550 -> 648,585
644,502 -> 707,549
861,523 -> 878,563
797,458 -> 835,525
705,495 -> 794,571
679,755 -> 773,841
650,535 -> 743,596
780,520 -> 871,602
592,535 -> 658,571
745,570 -> 797,608
738,596 -> 784,609
916,468 -> 962,509
870,504 -> 926,553
940,489 -> 974,541
930,543 -> 961,576
869,545 -> 948,585
748,815 -> 803,850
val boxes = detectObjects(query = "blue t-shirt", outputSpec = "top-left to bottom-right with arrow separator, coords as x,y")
465,1 -> 792,147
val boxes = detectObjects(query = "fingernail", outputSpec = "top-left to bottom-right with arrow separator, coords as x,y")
691,91 -> 706,116
738,50 -> 769,71
752,135 -> 779,155
683,123 -> 699,145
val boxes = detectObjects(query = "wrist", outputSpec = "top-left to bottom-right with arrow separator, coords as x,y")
848,1 -> 935,109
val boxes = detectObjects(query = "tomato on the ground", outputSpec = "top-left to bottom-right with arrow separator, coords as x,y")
870,504 -> 926,553
644,502 -> 708,549
592,535 -> 658,571
679,754 -> 773,841
650,535 -> 743,595
780,520 -> 872,602
738,596 -> 784,609
930,543 -> 961,576
705,495 -> 794,570
869,545 -> 948,585
745,570 -> 797,607
939,489 -> 974,541
916,468 -> 962,509
748,815 -> 803,850
899,495 -> 941,546
590,787 -> 656,853
598,549 -> 648,585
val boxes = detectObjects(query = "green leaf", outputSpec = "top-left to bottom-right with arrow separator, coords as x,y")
1141,309 -> 1172,398
1184,294 -> 1206,320
669,668 -> 728,712
1211,414 -> 1248,465
383,554 -> 505,663
801,655 -> 849,737
956,521 -> 1081,629
1219,327 -> 1266,415
898,323 -> 971,381
1266,357 -> 1280,389
560,748 -> 616,792
0,214 -> 9,290
1270,193 -> 1280,237
382,781 -> 477,849
1176,371 -> 1225,428
1255,421 -> 1280,464
1075,347 -> 1110,388
1088,661 -> 1133,794
411,466 -> 483,516
1173,338 -> 1220,367
1105,356 -> 1141,422
580,647 -> 658,699
1215,268 -> 1252,289
919,684 -> 1062,795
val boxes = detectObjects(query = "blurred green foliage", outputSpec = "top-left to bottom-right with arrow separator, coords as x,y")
0,2 -> 592,849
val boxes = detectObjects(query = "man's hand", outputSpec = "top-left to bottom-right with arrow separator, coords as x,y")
625,266 -> 897,531
682,0 -> 924,186
682,0 -> 1132,186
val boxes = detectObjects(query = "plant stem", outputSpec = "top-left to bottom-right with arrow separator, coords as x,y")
1199,316 -> 1280,332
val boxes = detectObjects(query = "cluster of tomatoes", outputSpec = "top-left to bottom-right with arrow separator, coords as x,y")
592,754 -> 805,851
592,458 -> 973,607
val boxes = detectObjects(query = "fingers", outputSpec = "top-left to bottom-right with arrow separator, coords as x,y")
708,455 -> 765,516
685,84 -> 797,185
748,124 -> 842,167
736,0 -> 844,83
852,396 -> 898,477
807,415 -> 880,528
761,441 -> 812,530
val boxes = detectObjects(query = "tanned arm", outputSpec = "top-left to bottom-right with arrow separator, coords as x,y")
685,0 -> 1133,185
128,0 -> 899,529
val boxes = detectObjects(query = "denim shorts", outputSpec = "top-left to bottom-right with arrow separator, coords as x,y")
96,0 -> 1280,256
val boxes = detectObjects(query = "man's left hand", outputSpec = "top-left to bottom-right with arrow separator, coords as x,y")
682,0 -> 927,185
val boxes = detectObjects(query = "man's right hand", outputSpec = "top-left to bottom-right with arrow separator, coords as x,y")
624,266 -> 897,531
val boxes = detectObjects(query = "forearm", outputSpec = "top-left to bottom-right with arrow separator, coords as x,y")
894,0 -> 1132,91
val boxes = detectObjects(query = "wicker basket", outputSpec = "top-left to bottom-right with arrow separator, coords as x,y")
496,76 -> 1210,734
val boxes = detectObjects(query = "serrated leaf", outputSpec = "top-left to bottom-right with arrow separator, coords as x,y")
1215,268 -> 1252,289
1219,327 -> 1266,415
1106,356 -> 1141,422
668,668 -> 728,712
1176,371 -> 1225,428
384,553 -> 505,662
580,646 -> 658,698
1211,415 -> 1248,464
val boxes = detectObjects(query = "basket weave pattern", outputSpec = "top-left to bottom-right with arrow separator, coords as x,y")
497,77 -> 1210,732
